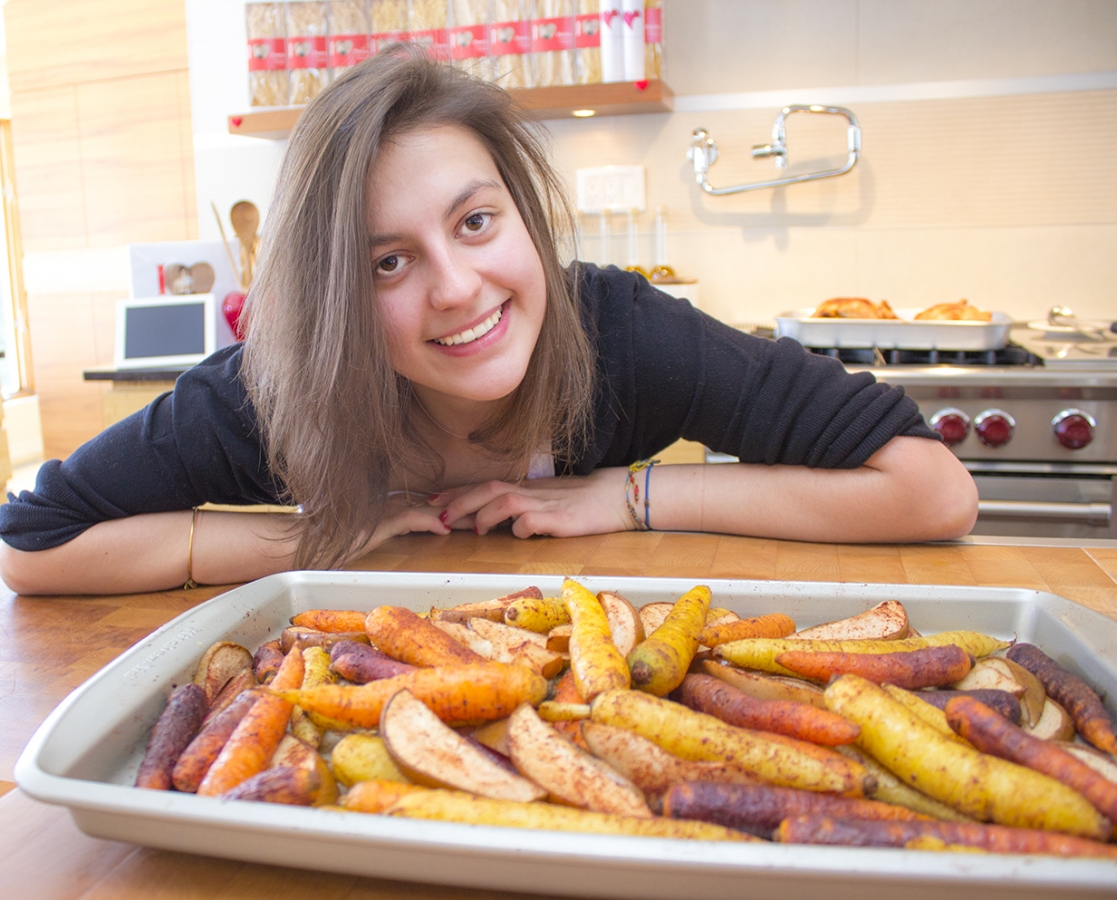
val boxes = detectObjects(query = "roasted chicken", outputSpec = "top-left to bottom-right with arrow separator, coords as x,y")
812,297 -> 899,319
914,299 -> 992,322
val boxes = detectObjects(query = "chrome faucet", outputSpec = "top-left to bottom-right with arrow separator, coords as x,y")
687,104 -> 862,195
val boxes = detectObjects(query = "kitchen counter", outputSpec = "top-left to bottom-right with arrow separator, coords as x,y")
2,531 -> 1116,898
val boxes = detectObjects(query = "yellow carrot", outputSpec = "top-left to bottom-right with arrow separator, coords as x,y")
291,646 -> 337,744
563,578 -> 630,700
626,585 -> 711,696
503,595 -> 569,633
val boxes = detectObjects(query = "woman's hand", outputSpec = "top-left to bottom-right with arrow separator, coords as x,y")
431,468 -> 633,538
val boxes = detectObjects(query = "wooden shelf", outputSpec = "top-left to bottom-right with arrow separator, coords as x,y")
227,80 -> 674,139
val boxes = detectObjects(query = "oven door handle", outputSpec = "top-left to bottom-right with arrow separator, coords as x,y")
978,500 -> 1112,525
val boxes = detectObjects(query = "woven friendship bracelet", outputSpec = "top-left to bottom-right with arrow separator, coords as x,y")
625,458 -> 661,531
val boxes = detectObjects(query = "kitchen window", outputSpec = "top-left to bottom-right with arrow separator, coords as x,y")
0,118 -> 31,398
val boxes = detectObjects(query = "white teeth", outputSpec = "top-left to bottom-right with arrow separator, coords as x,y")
434,306 -> 502,346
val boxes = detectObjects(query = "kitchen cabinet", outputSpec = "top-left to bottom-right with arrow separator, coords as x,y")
228,80 -> 675,139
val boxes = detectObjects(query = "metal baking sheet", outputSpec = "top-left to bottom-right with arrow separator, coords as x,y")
775,308 -> 1013,350
15,572 -> 1117,899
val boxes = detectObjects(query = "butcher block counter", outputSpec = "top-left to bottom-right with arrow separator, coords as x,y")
2,531 -> 1117,899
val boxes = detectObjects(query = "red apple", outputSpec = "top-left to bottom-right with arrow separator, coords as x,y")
222,291 -> 246,339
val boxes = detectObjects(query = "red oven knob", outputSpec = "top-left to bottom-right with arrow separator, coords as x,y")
1052,408 -> 1096,450
929,408 -> 970,446
974,409 -> 1015,448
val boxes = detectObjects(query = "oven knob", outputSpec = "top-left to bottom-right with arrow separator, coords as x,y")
1052,408 -> 1096,450
929,408 -> 970,446
974,409 -> 1015,448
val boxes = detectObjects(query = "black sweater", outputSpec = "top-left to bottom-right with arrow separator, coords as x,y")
0,264 -> 935,551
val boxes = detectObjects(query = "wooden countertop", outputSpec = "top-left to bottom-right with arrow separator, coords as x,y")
2,531 -> 1116,898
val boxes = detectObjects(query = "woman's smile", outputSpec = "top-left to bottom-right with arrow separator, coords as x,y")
430,299 -> 509,350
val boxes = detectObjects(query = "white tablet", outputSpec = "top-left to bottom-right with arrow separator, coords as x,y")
114,294 -> 217,369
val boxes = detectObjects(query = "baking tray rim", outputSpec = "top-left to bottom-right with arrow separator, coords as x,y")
14,570 -> 1117,895
775,308 -> 1013,350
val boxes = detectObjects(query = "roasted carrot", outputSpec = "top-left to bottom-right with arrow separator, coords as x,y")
504,595 -> 569,633
344,779 -> 429,813
699,613 -> 796,648
171,688 -> 264,792
716,631 -> 1008,676
329,640 -> 416,683
290,608 -> 368,633
627,585 -> 711,696
135,683 -> 208,790
431,586 -> 543,626
196,647 -> 305,797
563,578 -> 630,700
221,764 -> 320,806
777,814 -> 1117,860
1006,643 -> 1117,754
272,661 -> 548,729
945,695 -> 1117,829
550,669 -> 590,749
365,605 -> 484,667
916,688 -> 1022,725
663,780 -> 928,839
280,626 -> 369,653
674,673 -> 860,746
775,644 -> 972,689
291,646 -> 337,744
252,640 -> 284,684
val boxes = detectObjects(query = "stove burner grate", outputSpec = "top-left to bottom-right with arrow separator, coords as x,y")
807,344 -> 1042,367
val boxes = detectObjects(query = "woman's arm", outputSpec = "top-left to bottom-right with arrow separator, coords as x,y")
0,510 -> 300,596
439,436 -> 978,544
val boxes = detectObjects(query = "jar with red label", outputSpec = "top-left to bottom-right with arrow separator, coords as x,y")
287,1 -> 330,105
450,0 -> 492,80
491,0 -> 534,88
327,0 -> 371,82
644,0 -> 662,80
574,0 -> 602,84
533,1 -> 576,87
246,2 -> 289,108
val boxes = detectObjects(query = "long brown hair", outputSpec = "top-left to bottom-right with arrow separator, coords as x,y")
241,48 -> 596,568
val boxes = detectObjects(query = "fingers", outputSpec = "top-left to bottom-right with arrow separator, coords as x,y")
438,480 -> 524,529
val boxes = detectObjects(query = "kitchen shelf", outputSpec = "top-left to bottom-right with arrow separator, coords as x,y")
227,80 -> 674,139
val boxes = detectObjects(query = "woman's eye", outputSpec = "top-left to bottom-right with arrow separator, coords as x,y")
377,255 -> 400,273
463,212 -> 488,233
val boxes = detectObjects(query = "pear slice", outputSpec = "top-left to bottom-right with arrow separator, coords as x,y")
380,690 -> 545,802
269,733 -> 339,806
429,586 -> 543,625
791,600 -> 910,642
467,618 -> 565,678
193,641 -> 254,706
471,717 -> 512,757
506,704 -> 651,817
599,591 -> 646,657
580,721 -> 761,799
700,660 -> 827,709
1052,741 -> 1117,782
951,657 -> 1045,727
546,623 -> 572,653
1024,698 -> 1076,741
1000,657 -> 1047,728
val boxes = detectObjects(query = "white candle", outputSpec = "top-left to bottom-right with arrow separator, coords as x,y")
600,1 -> 624,83
621,0 -> 645,82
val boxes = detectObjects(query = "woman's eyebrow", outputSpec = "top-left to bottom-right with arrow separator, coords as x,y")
445,179 -> 502,218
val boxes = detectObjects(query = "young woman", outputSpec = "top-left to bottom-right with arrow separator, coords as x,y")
0,49 -> 977,596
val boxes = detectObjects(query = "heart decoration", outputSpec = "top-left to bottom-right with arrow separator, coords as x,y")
230,116 -> 243,128
164,262 -> 216,296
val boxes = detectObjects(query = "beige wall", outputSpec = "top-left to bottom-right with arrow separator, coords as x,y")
545,0 -> 1117,328
4,0 -> 196,458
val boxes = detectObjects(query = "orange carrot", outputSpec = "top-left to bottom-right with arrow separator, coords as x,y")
945,695 -> 1117,828
365,605 -> 485,667
674,673 -> 860,746
272,661 -> 548,729
551,669 -> 590,749
290,608 -> 369,633
172,688 -> 264,792
1007,643 -> 1117,754
777,814 -> 1117,860
196,647 -> 305,796
663,781 -> 928,838
775,644 -> 972,689
344,779 -> 429,813
700,613 -> 796,648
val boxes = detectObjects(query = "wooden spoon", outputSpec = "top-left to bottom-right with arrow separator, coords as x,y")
229,201 -> 261,288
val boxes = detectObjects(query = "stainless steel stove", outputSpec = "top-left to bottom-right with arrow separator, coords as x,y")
826,327 -> 1117,540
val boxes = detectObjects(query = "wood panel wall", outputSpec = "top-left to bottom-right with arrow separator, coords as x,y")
5,0 -> 196,459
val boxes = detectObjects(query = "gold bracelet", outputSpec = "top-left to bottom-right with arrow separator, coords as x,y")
184,506 -> 200,590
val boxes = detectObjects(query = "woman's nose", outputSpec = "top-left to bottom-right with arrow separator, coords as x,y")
428,246 -> 482,310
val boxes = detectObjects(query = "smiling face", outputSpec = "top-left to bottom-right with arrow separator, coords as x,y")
367,124 -> 547,426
